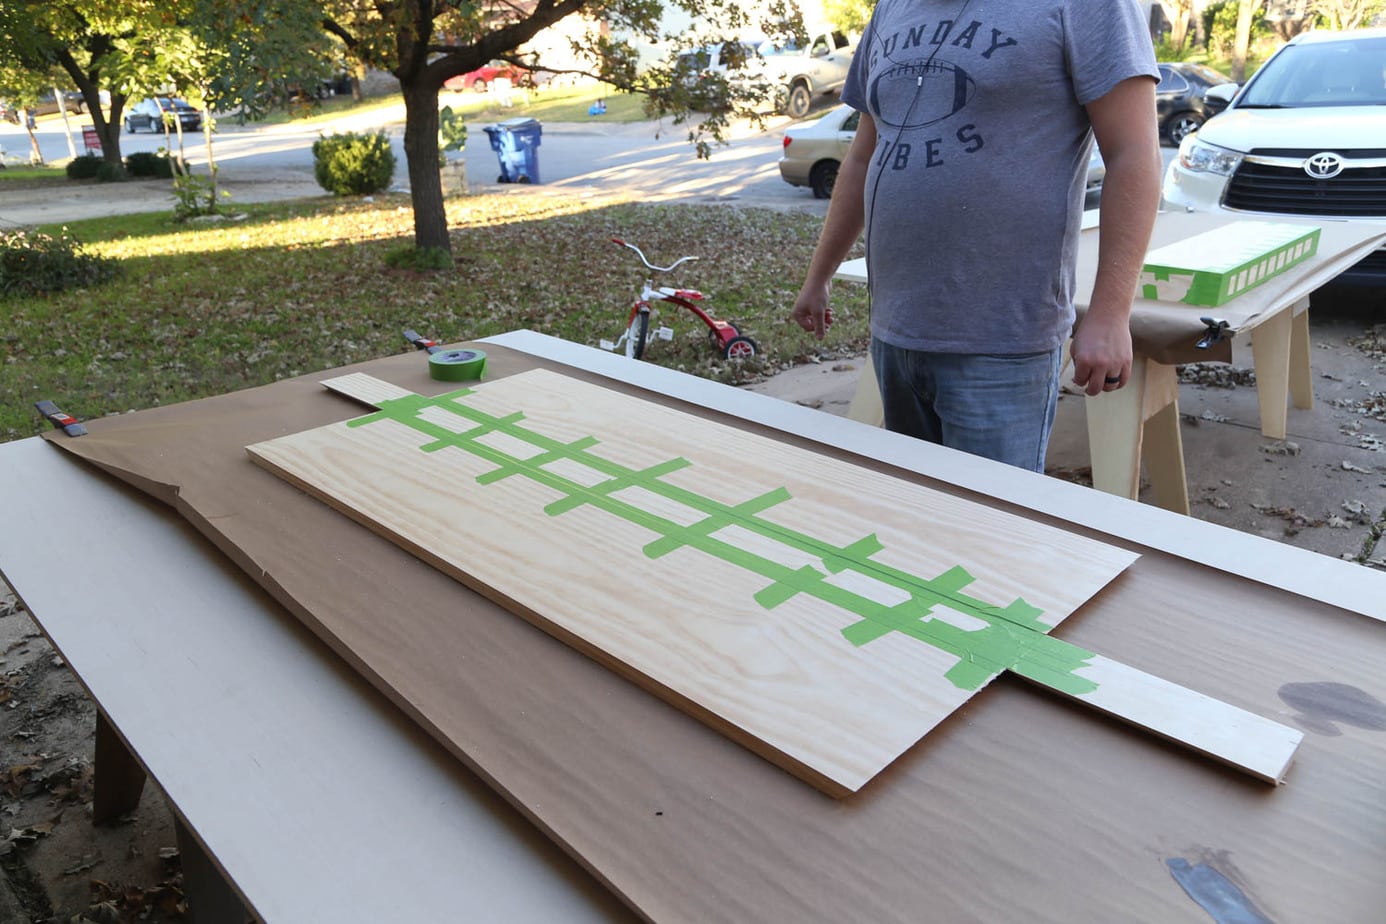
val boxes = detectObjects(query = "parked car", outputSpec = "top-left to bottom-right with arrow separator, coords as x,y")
778,104 -> 1106,208
445,61 -> 524,93
675,40 -> 766,111
677,30 -> 855,118
124,97 -> 202,133
31,90 -> 85,116
777,104 -> 860,198
756,28 -> 857,119
1156,62 -> 1236,145
1161,28 -> 1386,285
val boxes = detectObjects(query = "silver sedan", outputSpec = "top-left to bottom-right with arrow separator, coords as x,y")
778,104 -> 1105,207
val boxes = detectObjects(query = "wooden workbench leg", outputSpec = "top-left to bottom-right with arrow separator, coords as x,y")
93,710 -> 147,824
1251,306 -> 1293,440
1289,299 -> 1314,411
1142,400 -> 1190,515
847,353 -> 884,427
1084,359 -> 1148,500
175,817 -> 253,924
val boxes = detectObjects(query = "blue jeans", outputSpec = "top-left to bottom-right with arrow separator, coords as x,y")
869,338 -> 1062,472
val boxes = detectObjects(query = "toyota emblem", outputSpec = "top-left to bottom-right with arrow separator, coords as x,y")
1304,152 -> 1345,179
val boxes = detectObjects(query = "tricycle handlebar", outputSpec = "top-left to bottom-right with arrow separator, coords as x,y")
611,238 -> 698,273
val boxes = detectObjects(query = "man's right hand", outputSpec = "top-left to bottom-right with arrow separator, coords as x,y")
791,284 -> 834,339
788,110 -> 873,343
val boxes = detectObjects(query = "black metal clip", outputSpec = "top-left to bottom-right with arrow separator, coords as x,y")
34,399 -> 87,437
1195,317 -> 1230,350
402,328 -> 443,354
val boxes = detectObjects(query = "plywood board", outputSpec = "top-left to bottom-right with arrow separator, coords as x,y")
247,369 -> 1298,792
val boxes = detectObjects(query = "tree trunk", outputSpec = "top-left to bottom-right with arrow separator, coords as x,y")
86,95 -> 125,168
1157,1 -> 1194,50
54,86 -> 78,160
1191,0 -> 1210,45
24,113 -> 43,165
1231,0 -> 1260,83
202,93 -> 219,206
402,82 -> 450,254
56,49 -> 122,167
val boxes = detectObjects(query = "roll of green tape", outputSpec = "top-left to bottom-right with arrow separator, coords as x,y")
429,349 -> 487,381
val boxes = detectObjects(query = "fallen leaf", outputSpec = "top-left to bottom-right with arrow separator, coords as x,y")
1342,500 -> 1370,518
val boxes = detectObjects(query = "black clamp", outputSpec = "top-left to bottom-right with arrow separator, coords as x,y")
1195,317 -> 1230,350
34,399 -> 87,437
403,328 -> 443,354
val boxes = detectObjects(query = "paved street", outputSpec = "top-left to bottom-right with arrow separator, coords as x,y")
0,100 -> 810,225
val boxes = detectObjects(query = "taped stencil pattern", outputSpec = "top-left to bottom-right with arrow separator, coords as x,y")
350,389 -> 1098,694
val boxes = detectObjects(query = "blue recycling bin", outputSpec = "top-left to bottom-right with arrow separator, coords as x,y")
483,117 -> 542,184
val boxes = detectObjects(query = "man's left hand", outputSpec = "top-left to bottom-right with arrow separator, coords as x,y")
1071,311 -> 1133,396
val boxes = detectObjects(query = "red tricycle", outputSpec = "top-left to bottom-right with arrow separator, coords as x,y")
601,238 -> 759,361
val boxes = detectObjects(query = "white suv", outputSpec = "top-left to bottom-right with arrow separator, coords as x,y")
1161,28 -> 1386,285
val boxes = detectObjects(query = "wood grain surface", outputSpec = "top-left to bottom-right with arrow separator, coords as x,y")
246,369 -> 1287,793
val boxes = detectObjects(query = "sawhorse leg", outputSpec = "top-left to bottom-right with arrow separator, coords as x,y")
93,712 -> 252,923
93,711 -> 147,823
1251,296 -> 1313,440
1084,357 -> 1189,514
175,818 -> 254,924
847,353 -> 885,427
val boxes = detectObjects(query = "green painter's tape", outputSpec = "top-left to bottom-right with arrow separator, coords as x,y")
348,388 -> 1099,696
429,349 -> 487,381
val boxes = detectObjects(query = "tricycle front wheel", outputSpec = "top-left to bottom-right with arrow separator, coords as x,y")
724,335 -> 758,360
627,312 -> 649,360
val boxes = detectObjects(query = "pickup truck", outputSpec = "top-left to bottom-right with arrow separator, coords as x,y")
757,29 -> 857,119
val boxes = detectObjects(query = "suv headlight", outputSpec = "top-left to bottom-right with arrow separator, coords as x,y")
1178,135 -> 1244,176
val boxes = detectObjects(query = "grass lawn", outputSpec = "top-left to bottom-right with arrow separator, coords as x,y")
0,191 -> 868,441
439,83 -> 651,123
0,165 -> 68,193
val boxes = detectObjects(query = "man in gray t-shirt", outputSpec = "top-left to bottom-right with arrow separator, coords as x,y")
791,0 -> 1161,472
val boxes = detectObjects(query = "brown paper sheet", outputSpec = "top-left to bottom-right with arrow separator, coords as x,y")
43,344 -> 1386,923
1074,211 -> 1386,365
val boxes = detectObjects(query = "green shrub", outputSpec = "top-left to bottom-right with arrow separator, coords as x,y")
126,151 -> 174,178
0,228 -> 120,297
95,160 -> 127,182
438,106 -> 467,166
65,155 -> 102,179
172,172 -> 229,222
384,245 -> 453,271
312,130 -> 396,196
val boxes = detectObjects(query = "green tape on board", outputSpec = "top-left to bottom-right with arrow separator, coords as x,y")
429,349 -> 487,381
348,388 -> 1101,696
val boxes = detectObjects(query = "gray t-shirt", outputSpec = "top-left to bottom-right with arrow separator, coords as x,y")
841,0 -> 1158,353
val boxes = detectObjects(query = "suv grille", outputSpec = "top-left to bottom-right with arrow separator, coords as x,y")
1351,247 -> 1386,275
1224,154 -> 1386,217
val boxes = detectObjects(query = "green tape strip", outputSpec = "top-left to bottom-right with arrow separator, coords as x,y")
347,389 -> 1098,695
429,349 -> 487,381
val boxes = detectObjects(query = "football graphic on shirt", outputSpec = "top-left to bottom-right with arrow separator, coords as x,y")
869,58 -> 977,131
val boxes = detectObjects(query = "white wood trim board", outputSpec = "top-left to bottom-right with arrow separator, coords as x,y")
480,330 -> 1386,622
